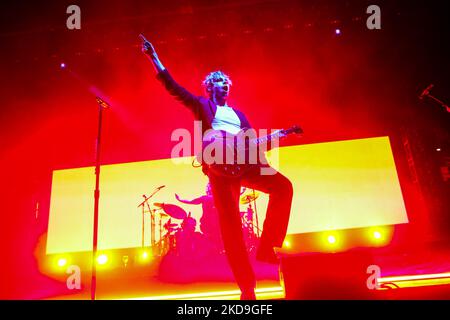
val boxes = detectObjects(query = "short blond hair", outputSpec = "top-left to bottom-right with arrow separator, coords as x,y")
202,70 -> 232,94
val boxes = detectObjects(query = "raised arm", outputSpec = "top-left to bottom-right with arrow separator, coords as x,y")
140,34 -> 200,111
140,34 -> 165,73
175,193 -> 204,205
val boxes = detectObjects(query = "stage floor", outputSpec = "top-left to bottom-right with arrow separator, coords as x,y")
12,240 -> 450,300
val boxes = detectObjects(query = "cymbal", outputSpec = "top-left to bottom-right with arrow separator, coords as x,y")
164,223 -> 178,227
157,203 -> 187,220
164,222 -> 179,230
240,191 -> 260,204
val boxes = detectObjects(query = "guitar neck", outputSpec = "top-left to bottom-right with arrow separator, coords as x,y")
252,130 -> 284,146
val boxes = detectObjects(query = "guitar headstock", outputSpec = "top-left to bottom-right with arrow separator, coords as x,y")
281,125 -> 304,136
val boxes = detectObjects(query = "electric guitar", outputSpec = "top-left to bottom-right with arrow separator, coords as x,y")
197,125 -> 303,177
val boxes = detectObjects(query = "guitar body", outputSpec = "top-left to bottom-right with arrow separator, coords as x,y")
198,130 -> 258,177
197,125 -> 302,178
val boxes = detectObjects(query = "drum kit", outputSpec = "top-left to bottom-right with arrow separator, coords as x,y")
149,202 -> 191,256
239,190 -> 261,252
139,188 -> 262,257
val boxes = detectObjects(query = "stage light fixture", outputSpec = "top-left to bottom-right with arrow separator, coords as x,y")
57,258 -> 67,267
139,250 -> 151,263
327,235 -> 336,244
320,232 -> 341,250
97,254 -> 108,265
366,226 -> 394,246
335,29 -> 341,35
60,62 -> 66,69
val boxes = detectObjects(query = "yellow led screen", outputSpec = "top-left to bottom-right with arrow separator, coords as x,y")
46,136 -> 408,254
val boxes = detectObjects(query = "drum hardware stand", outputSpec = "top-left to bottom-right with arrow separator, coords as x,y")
251,188 -> 260,238
137,186 -> 164,251
159,217 -> 163,250
246,203 -> 263,238
243,204 -> 263,253
239,188 -> 262,252
157,216 -> 167,256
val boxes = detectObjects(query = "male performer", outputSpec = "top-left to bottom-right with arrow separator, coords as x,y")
142,37 -> 293,300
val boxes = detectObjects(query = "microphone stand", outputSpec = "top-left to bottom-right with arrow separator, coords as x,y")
425,93 -> 450,113
138,195 -> 150,248
91,97 -> 109,301
421,87 -> 450,113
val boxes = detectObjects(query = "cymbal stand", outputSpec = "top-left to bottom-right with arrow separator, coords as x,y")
137,195 -> 153,248
158,217 -> 163,255
139,197 -> 146,247
137,186 -> 163,250
245,204 -> 255,238
148,203 -> 156,250
252,189 -> 261,238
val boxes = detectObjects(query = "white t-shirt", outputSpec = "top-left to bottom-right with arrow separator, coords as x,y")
211,106 -> 241,135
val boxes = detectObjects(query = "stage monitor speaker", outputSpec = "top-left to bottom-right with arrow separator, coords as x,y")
280,249 -> 376,299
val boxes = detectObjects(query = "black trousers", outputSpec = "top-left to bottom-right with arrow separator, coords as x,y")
208,166 -> 293,292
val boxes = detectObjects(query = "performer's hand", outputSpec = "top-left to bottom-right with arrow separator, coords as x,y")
140,34 -> 157,56
140,34 -> 165,73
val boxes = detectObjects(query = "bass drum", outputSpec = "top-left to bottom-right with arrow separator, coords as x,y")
199,213 -> 223,254
174,216 -> 208,259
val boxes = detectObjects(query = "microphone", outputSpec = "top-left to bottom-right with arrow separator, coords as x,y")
156,185 -> 166,190
139,34 -> 149,44
139,33 -> 156,55
96,96 -> 111,109
419,84 -> 434,100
